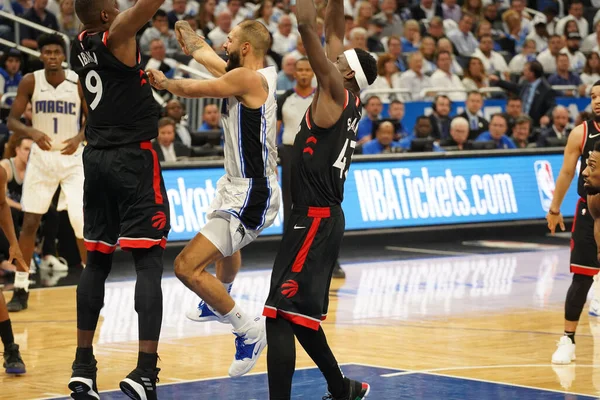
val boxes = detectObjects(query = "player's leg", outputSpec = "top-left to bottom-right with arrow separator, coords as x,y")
38,204 -> 69,271
589,274 -> 600,317
60,154 -> 87,266
0,293 -> 25,374
266,317 -> 296,399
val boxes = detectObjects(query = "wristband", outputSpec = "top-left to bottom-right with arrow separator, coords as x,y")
548,209 -> 560,216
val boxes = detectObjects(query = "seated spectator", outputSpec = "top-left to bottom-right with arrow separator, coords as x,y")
140,10 -> 180,56
582,21 -> 600,53
354,1 -> 373,30
386,35 -> 407,72
526,15 -> 548,52
387,100 -> 408,139
462,0 -> 482,20
165,99 -> 192,148
447,13 -> 479,58
144,39 -> 179,79
548,53 -> 583,97
424,16 -> 446,43
21,0 -> 59,49
394,52 -> 432,101
411,0 -> 443,25
508,38 -> 536,74
429,95 -> 452,140
400,19 -> 421,53
277,54 -> 296,91
254,0 -> 278,33
555,0 -> 587,37
200,104 -> 222,131
560,32 -> 585,74
503,96 -> 522,133
458,91 -> 488,140
419,37 -> 437,75
441,116 -> 470,150
474,34 -> 508,78
399,116 -> 444,152
196,0 -> 216,37
476,113 -> 516,149
430,50 -> 466,101
510,115 -> 533,148
0,49 -> 22,113
153,117 -> 192,162
272,15 -> 297,57
536,35 -> 562,75
361,121 -> 402,154
437,38 -> 463,75
356,95 -> 382,144
208,10 -> 233,51
374,0 -> 403,37
289,35 -> 308,61
441,0 -> 462,24
56,0 -> 80,38
348,27 -> 375,59
167,0 -> 188,29
483,4 -> 504,34
366,18 -> 386,53
537,106 -> 570,147
462,57 -> 490,95
581,52 -> 600,96
370,53 -> 400,103
502,9 -> 527,54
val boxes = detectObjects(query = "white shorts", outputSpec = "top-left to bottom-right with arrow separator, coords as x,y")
21,143 -> 84,238
202,174 -> 280,257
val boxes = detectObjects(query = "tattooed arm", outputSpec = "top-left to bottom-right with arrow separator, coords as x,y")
175,21 -> 227,78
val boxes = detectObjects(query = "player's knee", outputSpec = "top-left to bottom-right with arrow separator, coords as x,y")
21,213 -> 42,235
565,273 -> 594,321
174,252 -> 195,281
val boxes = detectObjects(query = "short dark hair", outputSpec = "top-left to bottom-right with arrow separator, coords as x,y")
507,95 -> 522,103
515,115 -> 532,126
37,33 -> 66,54
556,53 -> 569,61
158,117 -> 176,129
153,9 -> 168,20
365,95 -> 381,105
416,115 -> 430,123
295,57 -> 310,68
491,113 -> 508,124
527,60 -> 544,78
354,48 -> 377,85
436,50 -> 451,60
467,90 -> 482,99
594,140 -> 600,152
390,99 -> 403,106
479,33 -> 493,41
592,80 -> 600,88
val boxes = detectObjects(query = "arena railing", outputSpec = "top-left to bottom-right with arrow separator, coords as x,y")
0,10 -> 71,64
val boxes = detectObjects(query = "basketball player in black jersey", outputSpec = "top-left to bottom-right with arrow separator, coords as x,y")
68,0 -> 170,398
547,81 -> 600,365
261,0 -> 376,397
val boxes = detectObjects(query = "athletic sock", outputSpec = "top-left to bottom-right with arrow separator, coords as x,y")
565,331 -> 576,344
137,352 -> 158,370
75,346 -> 94,364
14,271 -> 29,292
0,319 -> 14,348
222,281 -> 233,294
224,303 -> 253,331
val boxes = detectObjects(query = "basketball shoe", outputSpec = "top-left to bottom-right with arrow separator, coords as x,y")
119,367 -> 160,400
323,378 -> 370,399
69,357 -> 99,399
3,343 -> 25,374
39,255 -> 69,272
590,298 -> 600,317
185,300 -> 226,323
552,335 -> 576,364
228,317 -> 267,377
7,289 -> 28,312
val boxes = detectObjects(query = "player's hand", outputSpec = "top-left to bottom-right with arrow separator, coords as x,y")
546,211 -> 565,234
175,21 -> 206,56
61,136 -> 81,155
30,129 -> 52,151
147,69 -> 168,90
9,245 -> 28,273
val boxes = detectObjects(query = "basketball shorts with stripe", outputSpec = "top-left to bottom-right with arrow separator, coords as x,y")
570,197 -> 599,276
263,206 -> 344,331
202,174 -> 280,257
82,142 -> 170,253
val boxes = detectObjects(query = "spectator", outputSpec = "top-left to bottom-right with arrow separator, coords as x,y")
441,117 -> 470,150
343,14 -> 354,47
140,10 -> 180,56
507,0 -> 532,33
200,104 -> 222,132
387,100 -> 408,139
366,18 -> 386,53
196,0 -> 216,37
167,0 -> 188,29
354,1 -> 373,30
410,0 -> 442,23
153,117 -> 192,162
526,15 -> 549,52
462,57 -> 490,94
548,53 -> 583,97
437,38 -> 463,75
400,20 -> 421,53
419,37 -> 437,75
447,13 -> 478,57
510,115 -> 533,148
254,0 -> 278,33
165,99 -> 192,148
491,60 -> 556,127
272,15 -> 297,57
208,10 -> 232,51
21,0 -> 59,49
502,9 -> 527,54
0,50 -> 22,112
536,34 -> 562,74
349,27 -> 370,53
428,95 -> 452,140
508,38 -> 536,74
483,3 -> 503,34
374,0 -> 402,37
458,91 -> 488,139
537,106 -> 570,147
144,39 -> 179,79
227,0 -> 247,27
476,114 -> 516,149
399,116 -> 444,151
503,95 -> 522,133
361,121 -> 402,154
357,95 -> 382,144
394,52 -> 432,101
581,53 -> 600,96
387,35 -> 407,72
276,54 -> 296,91
370,53 -> 400,103
441,0 -> 462,23
289,35 -> 307,60
429,50 -> 466,101
424,16 -> 446,43
582,21 -> 600,53
56,0 -> 79,38
462,0 -> 482,19
474,34 -> 508,78
555,0 -> 587,37
560,32 -> 586,74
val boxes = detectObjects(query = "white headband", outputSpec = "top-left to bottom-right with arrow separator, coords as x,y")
344,49 -> 369,91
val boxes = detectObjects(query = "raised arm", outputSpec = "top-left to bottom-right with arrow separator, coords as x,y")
324,0 -> 345,62
175,21 -> 227,78
296,0 -> 345,105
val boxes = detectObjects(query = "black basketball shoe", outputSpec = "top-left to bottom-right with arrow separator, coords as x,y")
7,289 -> 28,312
68,357 -> 99,399
323,378 -> 370,400
3,343 -> 26,374
119,367 -> 160,400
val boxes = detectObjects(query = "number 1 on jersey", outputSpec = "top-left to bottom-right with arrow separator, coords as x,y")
53,117 -> 57,134
333,138 -> 356,179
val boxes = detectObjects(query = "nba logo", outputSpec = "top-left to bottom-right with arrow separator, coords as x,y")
534,160 -> 555,212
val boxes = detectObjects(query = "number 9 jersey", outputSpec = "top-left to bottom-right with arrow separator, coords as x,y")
70,30 -> 159,148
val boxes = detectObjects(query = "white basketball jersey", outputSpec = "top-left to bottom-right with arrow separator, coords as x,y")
221,66 -> 278,178
31,69 -> 81,151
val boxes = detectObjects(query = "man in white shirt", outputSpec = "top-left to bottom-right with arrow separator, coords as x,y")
447,13 -> 479,57
536,34 -> 562,74
555,0 -> 588,37
208,10 -> 232,50
395,52 -> 432,101
473,34 -> 508,77
582,21 -> 600,53
144,38 -> 179,76
560,32 -> 586,73
429,50 -> 466,101
140,10 -> 180,56
271,15 -> 297,56
152,117 -> 192,162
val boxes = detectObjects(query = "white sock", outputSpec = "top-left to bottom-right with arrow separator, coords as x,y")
224,303 -> 253,331
14,271 -> 29,292
222,281 -> 233,294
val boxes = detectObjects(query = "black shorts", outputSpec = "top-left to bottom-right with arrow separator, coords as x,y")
263,205 -> 344,330
570,197 -> 599,276
82,142 -> 170,253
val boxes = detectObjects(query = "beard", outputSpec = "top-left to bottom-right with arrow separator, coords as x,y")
226,50 -> 242,72
567,45 -> 579,53
586,185 -> 600,195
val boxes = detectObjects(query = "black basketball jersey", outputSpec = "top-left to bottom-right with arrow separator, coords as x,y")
70,30 -> 159,148
579,119 -> 600,198
291,90 -> 362,206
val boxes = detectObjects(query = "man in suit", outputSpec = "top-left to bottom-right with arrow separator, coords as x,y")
537,105 -> 571,147
490,60 -> 556,127
429,95 -> 452,140
457,91 -> 488,140
410,0 -> 443,23
153,117 -> 192,162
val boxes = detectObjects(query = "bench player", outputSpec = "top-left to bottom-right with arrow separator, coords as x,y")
7,33 -> 87,312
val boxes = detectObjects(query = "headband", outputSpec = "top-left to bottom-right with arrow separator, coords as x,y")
344,49 -> 369,91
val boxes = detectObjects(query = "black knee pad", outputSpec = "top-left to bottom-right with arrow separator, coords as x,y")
76,252 -> 113,331
565,273 -> 594,322
132,247 -> 164,341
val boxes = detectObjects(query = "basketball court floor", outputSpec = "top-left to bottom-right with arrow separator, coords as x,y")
2,230 -> 600,399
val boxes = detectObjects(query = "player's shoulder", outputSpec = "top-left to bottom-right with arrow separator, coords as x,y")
18,73 -> 35,91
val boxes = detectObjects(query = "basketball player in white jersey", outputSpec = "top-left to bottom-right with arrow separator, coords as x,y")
6,33 -> 87,312
147,19 -> 280,377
